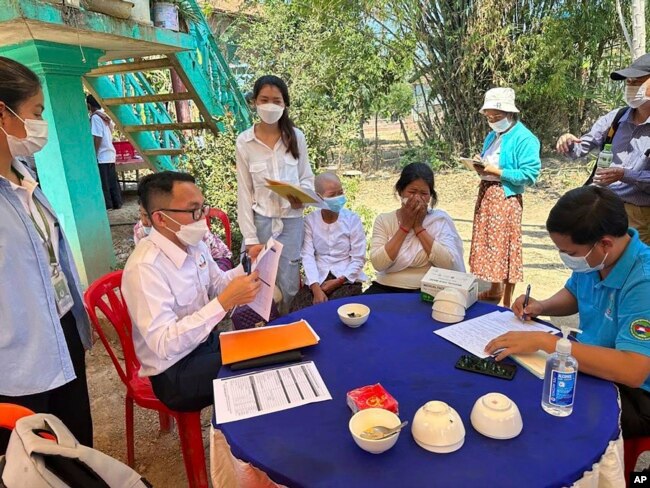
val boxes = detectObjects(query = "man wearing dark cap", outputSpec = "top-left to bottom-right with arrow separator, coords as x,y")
557,54 -> 650,244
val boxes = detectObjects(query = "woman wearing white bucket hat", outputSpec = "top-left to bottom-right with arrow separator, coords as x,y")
469,87 -> 541,306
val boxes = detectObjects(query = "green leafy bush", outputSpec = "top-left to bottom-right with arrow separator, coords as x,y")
399,139 -> 453,171
178,115 -> 243,258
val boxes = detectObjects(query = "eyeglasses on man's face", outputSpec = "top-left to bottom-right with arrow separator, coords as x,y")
154,204 -> 210,222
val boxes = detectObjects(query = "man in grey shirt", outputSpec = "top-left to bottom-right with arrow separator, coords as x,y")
557,54 -> 650,244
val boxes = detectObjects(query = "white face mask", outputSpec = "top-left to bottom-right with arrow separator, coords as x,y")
161,213 -> 208,247
625,80 -> 650,108
256,103 -> 284,124
488,117 -> 512,133
1,106 -> 48,157
558,243 -> 608,273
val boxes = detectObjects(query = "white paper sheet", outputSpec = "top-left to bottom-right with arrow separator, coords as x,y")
213,361 -> 332,424
247,238 -> 283,321
434,311 -> 560,358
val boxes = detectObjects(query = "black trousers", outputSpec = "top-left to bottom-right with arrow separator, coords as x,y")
363,281 -> 421,295
0,312 -> 93,454
149,332 -> 222,412
619,384 -> 650,438
98,163 -> 122,209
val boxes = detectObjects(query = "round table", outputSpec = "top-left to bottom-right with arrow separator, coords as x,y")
217,294 -> 620,488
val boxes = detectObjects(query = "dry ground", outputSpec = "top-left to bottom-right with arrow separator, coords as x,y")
90,159 -> 591,486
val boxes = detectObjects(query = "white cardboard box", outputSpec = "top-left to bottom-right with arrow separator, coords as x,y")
420,267 -> 478,308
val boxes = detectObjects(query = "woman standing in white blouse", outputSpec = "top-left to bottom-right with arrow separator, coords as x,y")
236,75 -> 315,313
290,173 -> 367,311
365,163 -> 465,294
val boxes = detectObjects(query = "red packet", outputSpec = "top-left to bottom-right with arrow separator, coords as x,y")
346,383 -> 399,415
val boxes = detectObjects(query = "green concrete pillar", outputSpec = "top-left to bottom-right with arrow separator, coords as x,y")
0,40 -> 115,285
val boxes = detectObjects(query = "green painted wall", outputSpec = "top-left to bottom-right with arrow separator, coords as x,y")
0,40 -> 115,286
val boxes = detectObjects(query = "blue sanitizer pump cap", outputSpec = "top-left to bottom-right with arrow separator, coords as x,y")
557,326 -> 582,354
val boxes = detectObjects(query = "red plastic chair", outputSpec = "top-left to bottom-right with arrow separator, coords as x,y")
0,403 -> 36,431
205,207 -> 232,251
84,271 -> 208,488
625,437 -> 650,485
0,404 -> 56,442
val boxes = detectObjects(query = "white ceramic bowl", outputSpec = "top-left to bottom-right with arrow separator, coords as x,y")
338,303 -> 370,328
349,408 -> 401,454
411,401 -> 465,453
470,392 -> 523,440
432,309 -> 465,324
434,288 -> 467,307
432,300 -> 466,317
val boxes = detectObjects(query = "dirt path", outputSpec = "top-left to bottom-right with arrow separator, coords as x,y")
91,160 -> 588,485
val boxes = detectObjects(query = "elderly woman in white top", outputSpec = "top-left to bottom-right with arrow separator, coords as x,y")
365,163 -> 465,294
290,173 -> 367,311
236,75 -> 314,314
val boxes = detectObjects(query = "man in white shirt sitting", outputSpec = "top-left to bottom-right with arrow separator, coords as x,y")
290,173 -> 367,311
122,171 -> 261,411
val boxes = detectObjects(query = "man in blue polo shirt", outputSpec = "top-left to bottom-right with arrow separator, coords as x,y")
485,186 -> 650,438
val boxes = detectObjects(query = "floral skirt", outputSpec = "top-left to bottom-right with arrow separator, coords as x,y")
469,181 -> 523,283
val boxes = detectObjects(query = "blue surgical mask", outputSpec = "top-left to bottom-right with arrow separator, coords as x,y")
324,195 -> 347,213
558,243 -> 607,273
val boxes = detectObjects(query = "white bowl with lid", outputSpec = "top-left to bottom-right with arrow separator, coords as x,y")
432,300 -> 466,317
434,288 -> 467,307
470,392 -> 523,440
411,401 -> 465,453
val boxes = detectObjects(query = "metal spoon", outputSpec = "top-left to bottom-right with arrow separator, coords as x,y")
360,421 -> 409,440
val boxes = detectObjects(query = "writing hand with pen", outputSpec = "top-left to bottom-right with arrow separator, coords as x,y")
484,289 -> 550,361
511,290 -> 543,322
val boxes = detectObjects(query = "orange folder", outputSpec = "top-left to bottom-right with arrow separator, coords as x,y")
219,320 -> 320,365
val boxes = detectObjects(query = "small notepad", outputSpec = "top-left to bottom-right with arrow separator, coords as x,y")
511,351 -> 549,379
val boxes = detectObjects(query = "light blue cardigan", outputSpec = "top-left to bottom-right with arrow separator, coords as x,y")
481,121 -> 541,197
0,160 -> 91,396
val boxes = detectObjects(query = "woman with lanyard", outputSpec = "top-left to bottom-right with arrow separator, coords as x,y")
0,57 -> 93,452
469,87 -> 541,307
236,75 -> 314,314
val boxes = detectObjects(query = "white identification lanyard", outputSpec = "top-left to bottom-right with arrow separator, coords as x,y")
15,168 -> 74,317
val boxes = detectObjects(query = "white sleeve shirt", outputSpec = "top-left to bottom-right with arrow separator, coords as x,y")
121,229 -> 244,377
301,208 -> 368,286
90,112 -> 117,164
236,126 -> 315,245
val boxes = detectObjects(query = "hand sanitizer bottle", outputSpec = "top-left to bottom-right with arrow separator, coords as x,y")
541,327 -> 582,417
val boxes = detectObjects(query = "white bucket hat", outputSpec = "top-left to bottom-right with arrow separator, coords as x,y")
479,87 -> 519,114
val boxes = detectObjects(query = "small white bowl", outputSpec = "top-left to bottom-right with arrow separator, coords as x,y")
338,303 -> 370,328
349,408 -> 401,454
411,401 -> 465,453
470,392 -> 523,440
432,300 -> 466,317
432,309 -> 465,324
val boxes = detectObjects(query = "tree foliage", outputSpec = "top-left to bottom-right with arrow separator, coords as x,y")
309,0 -> 636,155
228,0 -> 413,167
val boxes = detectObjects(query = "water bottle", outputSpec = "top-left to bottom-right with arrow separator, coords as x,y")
541,326 -> 581,417
596,143 -> 613,170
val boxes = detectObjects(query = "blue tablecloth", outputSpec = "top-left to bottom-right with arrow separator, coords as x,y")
216,294 -> 620,488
